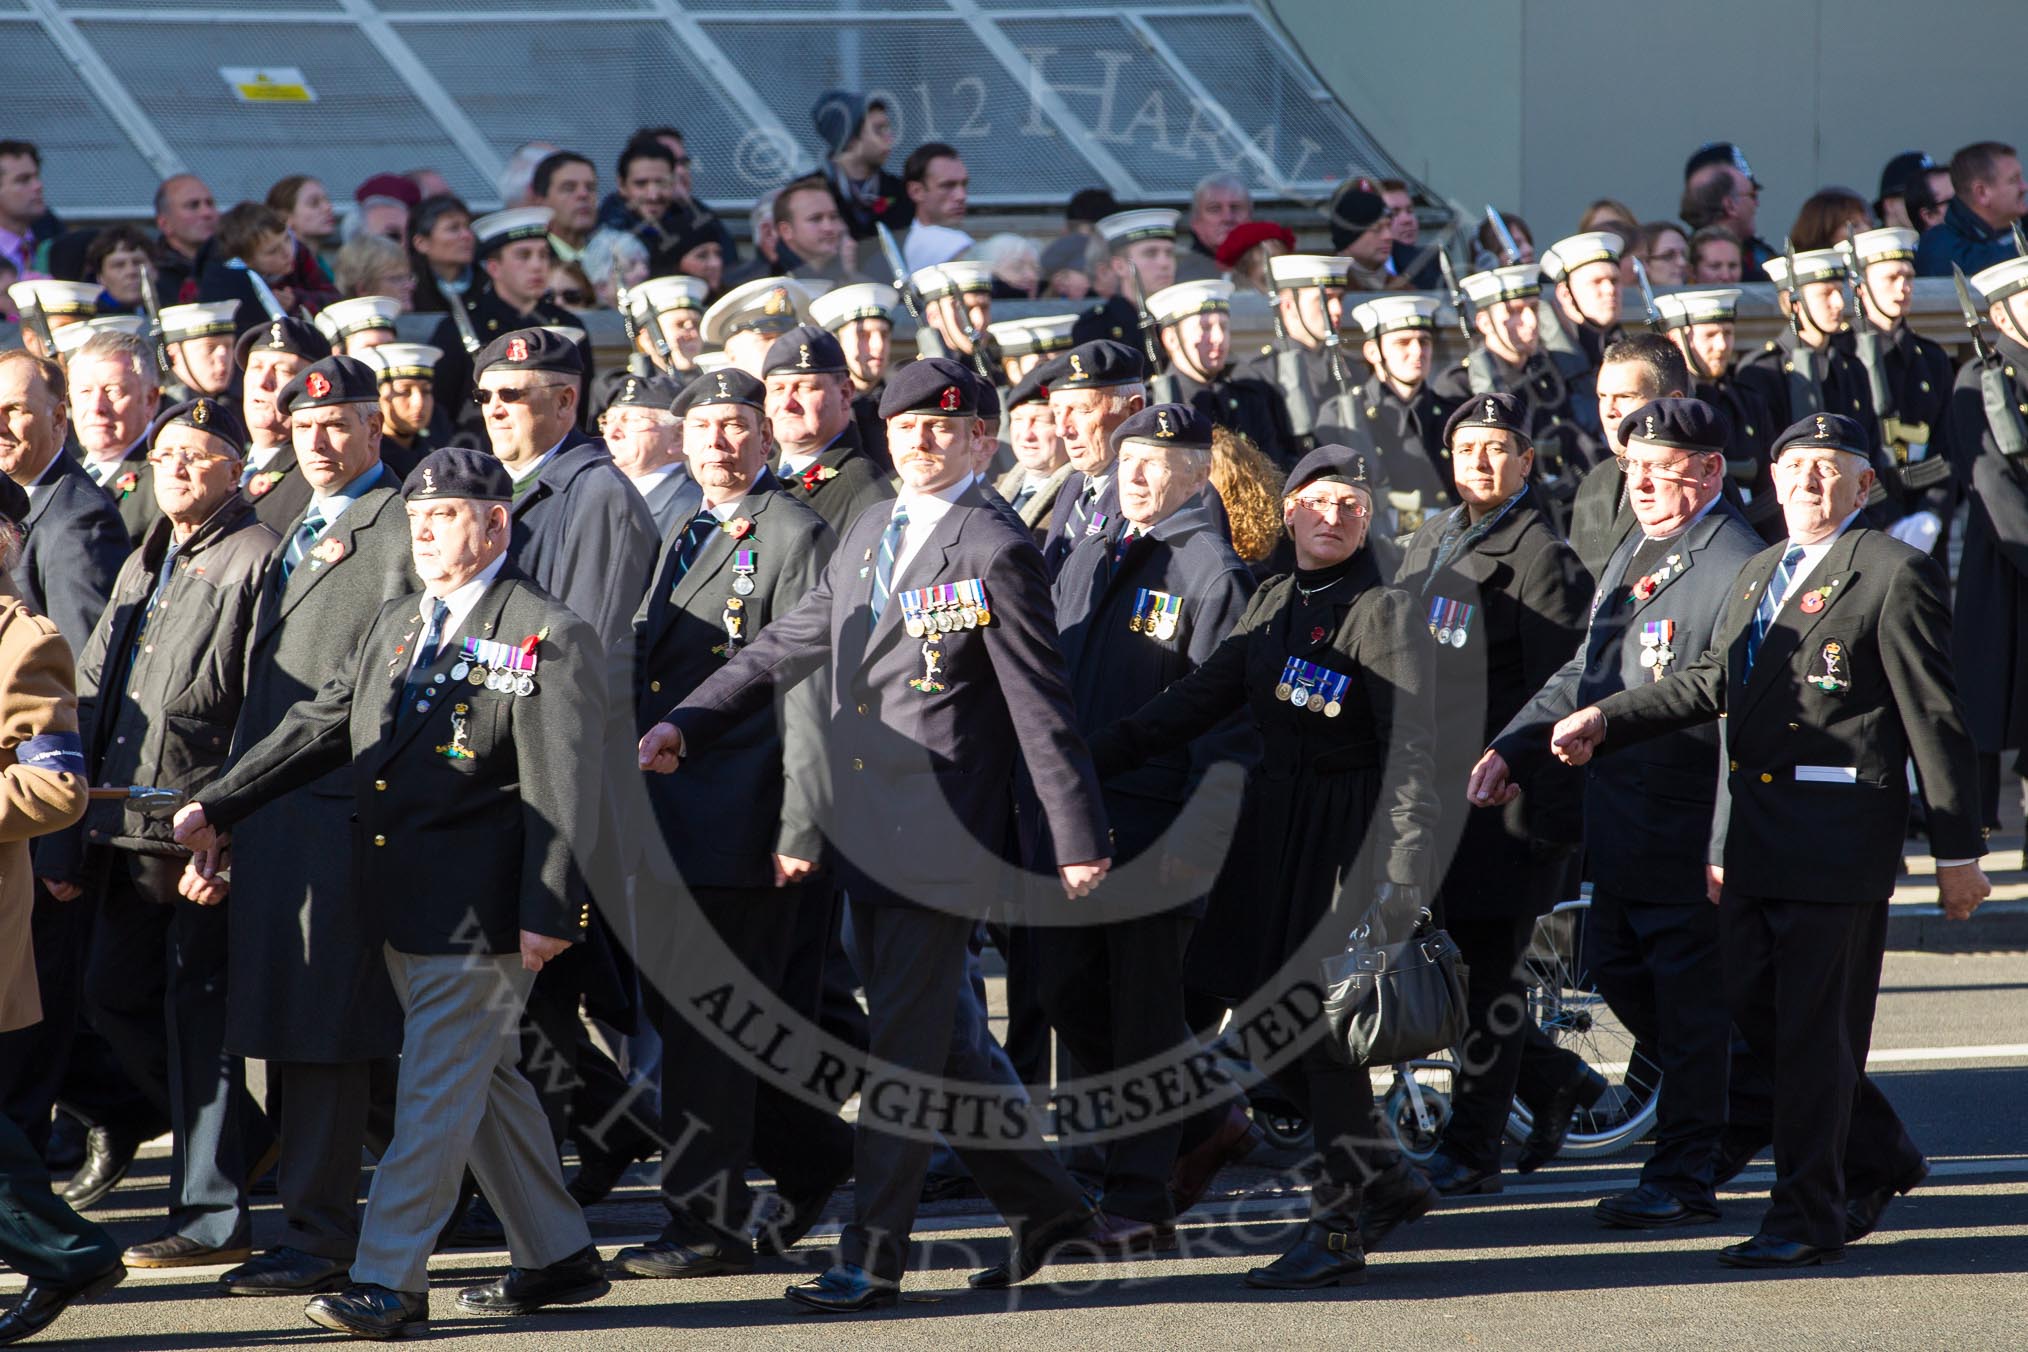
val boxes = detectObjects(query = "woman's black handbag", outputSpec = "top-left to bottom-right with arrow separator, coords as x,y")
1320,907 -> 1467,1067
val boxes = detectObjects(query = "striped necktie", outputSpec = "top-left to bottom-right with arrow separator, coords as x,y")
671,511 -> 717,585
1745,544 -> 1806,676
281,506 -> 326,581
871,505 -> 910,621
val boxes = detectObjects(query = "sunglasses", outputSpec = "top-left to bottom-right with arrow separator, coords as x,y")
473,384 -> 560,406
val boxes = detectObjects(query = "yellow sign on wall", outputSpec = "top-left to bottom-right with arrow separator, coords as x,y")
219,67 -> 317,104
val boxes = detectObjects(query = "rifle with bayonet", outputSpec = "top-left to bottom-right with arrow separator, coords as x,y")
1126,260 -> 1179,404
936,272 -> 996,386
875,222 -> 946,361
136,269 -> 173,381
2014,219 -> 2028,259
615,262 -> 672,375
1270,284 -> 1317,449
1484,205 -> 1522,266
1630,257 -> 1663,334
1955,263 -> 2028,458
19,297 -> 55,360
1437,251 -> 1475,344
1780,238 -> 1825,419
1833,241 -> 1902,509
243,267 -> 288,323
1313,280 -> 1369,451
443,289 -> 482,356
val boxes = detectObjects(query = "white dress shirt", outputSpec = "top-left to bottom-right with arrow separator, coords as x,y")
886,476 -> 972,578
414,552 -> 509,674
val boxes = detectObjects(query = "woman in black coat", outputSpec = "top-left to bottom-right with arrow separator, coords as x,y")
1393,394 -> 1597,1196
1091,444 -> 1441,1290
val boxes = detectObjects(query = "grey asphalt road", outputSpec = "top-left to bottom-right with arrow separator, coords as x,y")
9,949 -> 2026,1351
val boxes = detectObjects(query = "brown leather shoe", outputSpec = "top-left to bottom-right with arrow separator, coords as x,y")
1169,1104 -> 1264,1215
1087,1213 -> 1178,1256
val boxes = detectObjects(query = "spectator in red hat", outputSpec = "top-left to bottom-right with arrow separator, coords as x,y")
1215,220 -> 1295,295
352,173 -> 421,246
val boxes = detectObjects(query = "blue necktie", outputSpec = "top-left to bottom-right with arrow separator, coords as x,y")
1745,544 -> 1805,676
670,512 -> 717,588
400,599 -> 450,715
281,505 -> 326,581
871,506 -> 910,621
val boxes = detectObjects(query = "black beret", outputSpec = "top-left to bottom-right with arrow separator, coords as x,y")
1070,302 -> 1130,347
977,379 -> 1001,421
1771,412 -> 1869,459
1110,401 -> 1214,453
1286,443 -> 1371,494
278,354 -> 379,416
474,326 -> 583,380
762,324 -> 848,378
0,474 -> 26,528
233,315 -> 330,371
672,367 -> 766,417
1328,179 -> 1386,250
1055,339 -> 1143,390
403,447 -> 512,503
1443,392 -> 1534,449
608,371 -> 686,412
1617,396 -> 1731,453
878,356 -> 981,418
149,397 -> 248,457
1006,361 -> 1056,410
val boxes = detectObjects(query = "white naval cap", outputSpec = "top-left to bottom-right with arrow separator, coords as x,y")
1350,294 -> 1441,337
808,282 -> 899,331
1146,279 -> 1234,326
910,260 -> 994,300
1538,232 -> 1624,283
314,295 -> 403,342
7,279 -> 100,318
51,314 -> 146,355
159,299 -> 239,342
1847,226 -> 1919,266
1094,208 -> 1180,249
1266,254 -> 1353,291
1653,289 -> 1742,329
470,206 -> 554,255
1971,256 -> 2028,306
1460,264 -> 1541,306
1764,249 -> 1845,289
699,275 -> 815,348
359,342 -> 444,382
631,274 -> 710,324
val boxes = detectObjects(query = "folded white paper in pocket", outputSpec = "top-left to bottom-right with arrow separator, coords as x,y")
1796,765 -> 1859,784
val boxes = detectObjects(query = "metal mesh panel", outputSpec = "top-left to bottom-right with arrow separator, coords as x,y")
0,20 -> 161,214
73,20 -> 496,207
697,17 -> 1122,200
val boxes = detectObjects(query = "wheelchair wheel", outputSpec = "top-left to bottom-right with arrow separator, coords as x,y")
1503,894 -> 1661,1157
1249,1096 -> 1314,1154
1383,1057 -> 1457,1163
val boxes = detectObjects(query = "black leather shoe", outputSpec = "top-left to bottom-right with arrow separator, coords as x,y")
441,1193 -> 505,1247
967,1208 -> 1101,1289
751,1178 -> 841,1257
1845,1156 -> 1929,1243
918,1172 -> 982,1205
455,1245 -> 611,1315
565,1148 -> 639,1209
1711,1130 -> 1770,1188
304,1284 -> 428,1339
122,1232 -> 253,1268
1419,1150 -> 1502,1197
0,1261 -> 123,1346
61,1125 -> 142,1209
1168,1103 -> 1264,1216
1596,1183 -> 1721,1229
784,1263 -> 899,1313
1357,1162 -> 1437,1252
1717,1233 -> 1844,1269
615,1235 -> 754,1279
221,1246 -> 352,1295
1515,1065 -> 1608,1173
1243,1223 -> 1366,1289
42,1111 -> 87,1173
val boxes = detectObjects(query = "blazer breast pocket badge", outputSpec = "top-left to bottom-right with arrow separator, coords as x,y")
1808,639 -> 1851,693
435,704 -> 476,760
1130,588 -> 1181,641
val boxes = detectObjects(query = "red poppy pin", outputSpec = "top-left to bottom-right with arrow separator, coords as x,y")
505,336 -> 529,362
1632,576 -> 1658,601
799,464 -> 839,492
1310,625 -> 1327,643
722,517 -> 754,540
113,470 -> 138,497
308,537 -> 347,569
939,385 -> 962,412
248,470 -> 286,498
305,371 -> 331,399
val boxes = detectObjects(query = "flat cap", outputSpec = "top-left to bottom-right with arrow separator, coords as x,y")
150,396 -> 248,457
1771,412 -> 1869,459
475,326 -> 583,379
1617,396 -> 1730,453
234,315 -> 331,370
673,367 -> 766,416
1052,339 -> 1144,391
763,325 -> 848,378
1444,392 -> 1534,449
279,354 -> 380,415
1110,401 -> 1214,453
1285,443 -> 1370,494
404,446 -> 512,502
878,356 -> 980,419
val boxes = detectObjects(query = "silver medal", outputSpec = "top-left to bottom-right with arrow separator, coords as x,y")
514,675 -> 535,697
733,573 -> 755,595
451,661 -> 470,681
1450,628 -> 1467,649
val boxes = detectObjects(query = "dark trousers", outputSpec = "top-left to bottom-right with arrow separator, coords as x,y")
752,888 -> 860,1196
0,1109 -> 118,1284
269,1058 -> 397,1260
985,922 -> 1052,1090
1033,910 -> 1196,1223
840,901 -> 1086,1282
1587,888 -> 1729,1203
1721,891 -> 1919,1248
1266,1041 -> 1402,1212
1439,913 -> 1588,1171
519,982 -> 659,1167
84,852 -> 259,1246
649,884 -> 853,1242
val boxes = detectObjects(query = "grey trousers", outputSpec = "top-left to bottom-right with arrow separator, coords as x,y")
351,947 -> 591,1293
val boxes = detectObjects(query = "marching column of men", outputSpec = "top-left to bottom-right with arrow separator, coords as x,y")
7,198 -> 2027,1339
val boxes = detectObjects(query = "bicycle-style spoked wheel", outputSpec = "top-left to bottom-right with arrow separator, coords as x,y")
1503,896 -> 1661,1156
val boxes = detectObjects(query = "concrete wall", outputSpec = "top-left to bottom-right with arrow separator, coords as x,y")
1266,0 -> 2028,243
